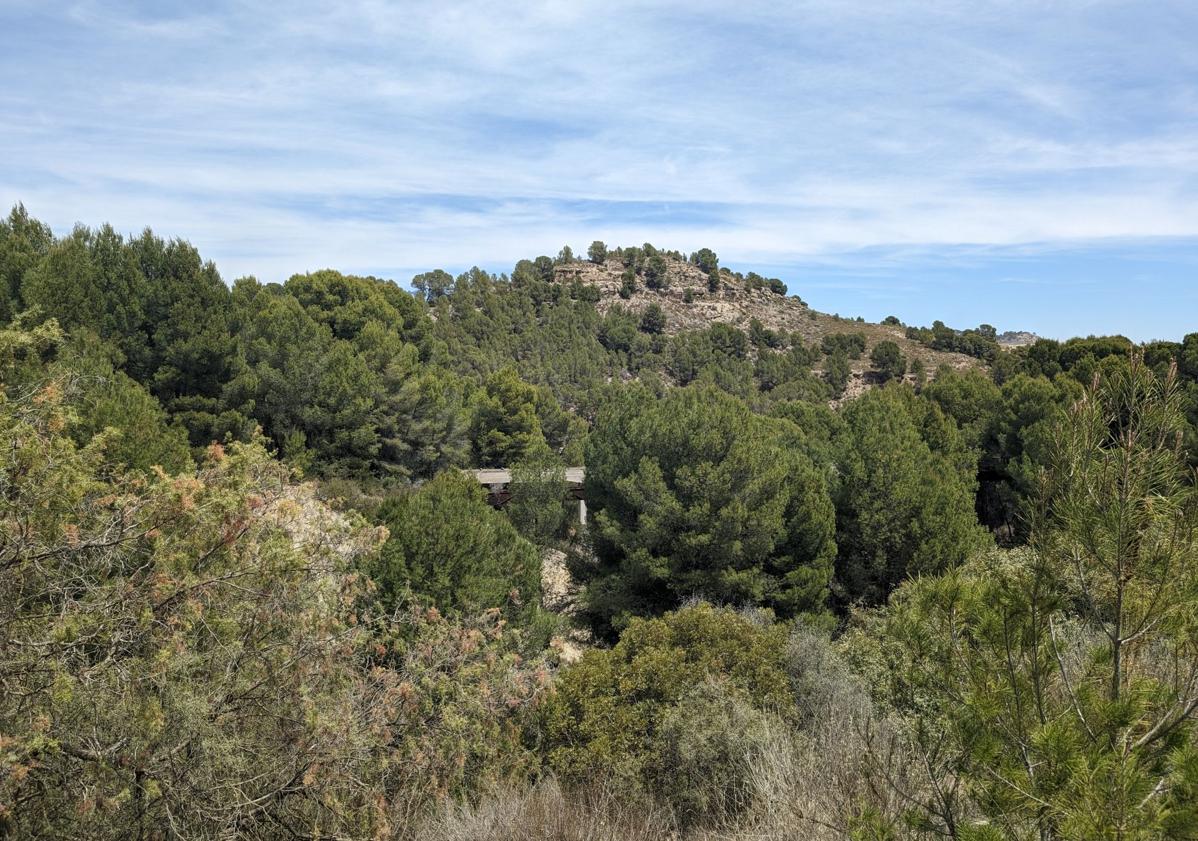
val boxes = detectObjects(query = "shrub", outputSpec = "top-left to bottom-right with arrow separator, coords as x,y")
371,603 -> 553,819
824,350 -> 851,397
541,604 -> 792,826
820,332 -> 866,359
869,340 -> 906,382
647,679 -> 775,826
644,254 -> 669,290
690,248 -> 719,273
369,470 -> 541,619
0,362 -> 396,838
621,267 -> 638,293
639,303 -> 666,334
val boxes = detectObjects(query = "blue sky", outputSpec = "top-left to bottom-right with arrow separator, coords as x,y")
2,1 -> 1196,341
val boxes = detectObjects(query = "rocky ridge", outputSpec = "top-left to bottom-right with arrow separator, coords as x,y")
554,256 -> 984,385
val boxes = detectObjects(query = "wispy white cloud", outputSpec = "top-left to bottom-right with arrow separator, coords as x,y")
1,0 -> 1197,330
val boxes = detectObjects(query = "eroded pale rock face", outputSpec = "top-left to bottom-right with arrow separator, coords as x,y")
266,482 -> 386,569
541,548 -> 575,613
998,330 -> 1040,347
554,256 -> 982,392
541,547 -> 591,663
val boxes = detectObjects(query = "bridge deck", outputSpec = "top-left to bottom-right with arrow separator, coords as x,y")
472,467 -> 585,486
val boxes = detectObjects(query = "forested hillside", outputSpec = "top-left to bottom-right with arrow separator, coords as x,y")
3,204 -> 1198,839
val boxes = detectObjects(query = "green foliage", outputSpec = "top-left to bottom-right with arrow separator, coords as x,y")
60,337 -> 193,475
412,267 -> 455,302
919,366 -> 1002,450
427,265 -> 615,410
370,603 -> 552,812
743,271 -> 787,295
284,268 -> 431,357
833,385 -> 990,604
127,230 -> 246,446
690,248 -> 719,273
847,360 -> 1198,838
505,441 -> 570,545
905,319 -> 1000,361
824,350 -> 852,397
753,348 -> 824,396
6,206 -> 1198,837
644,254 -> 669,289
821,332 -> 866,359
868,340 -> 906,382
580,385 -> 836,636
369,470 -> 541,619
469,367 -> 581,467
0,363 -> 396,838
226,281 -> 385,474
619,270 -> 637,299
542,604 -> 792,826
667,325 -> 751,386
22,224 -> 149,370
909,357 -> 926,386
639,302 -> 666,334
381,368 -> 470,480
0,203 -> 52,323
748,317 -> 783,349
0,323 -> 192,475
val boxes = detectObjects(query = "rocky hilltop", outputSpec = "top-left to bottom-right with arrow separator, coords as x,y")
554,254 -> 983,392
997,330 -> 1040,347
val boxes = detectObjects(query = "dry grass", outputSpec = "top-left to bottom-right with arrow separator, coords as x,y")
415,779 -> 678,841
412,624 -> 935,841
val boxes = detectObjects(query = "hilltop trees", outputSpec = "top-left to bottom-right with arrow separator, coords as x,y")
644,253 -> 669,290
588,240 -> 607,263
0,204 -> 52,323
22,224 -> 148,368
580,385 -> 837,636
906,319 -> 1000,361
411,268 -> 455,302
690,247 -> 719,273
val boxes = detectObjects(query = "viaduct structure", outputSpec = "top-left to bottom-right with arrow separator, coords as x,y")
471,467 -> 587,524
